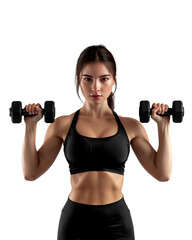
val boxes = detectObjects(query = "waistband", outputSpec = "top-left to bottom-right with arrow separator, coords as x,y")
64,195 -> 130,218
67,195 -> 125,208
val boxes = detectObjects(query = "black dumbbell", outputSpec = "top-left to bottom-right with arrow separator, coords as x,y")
139,100 -> 184,123
9,101 -> 55,123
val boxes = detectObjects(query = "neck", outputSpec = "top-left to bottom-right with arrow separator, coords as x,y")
80,102 -> 113,119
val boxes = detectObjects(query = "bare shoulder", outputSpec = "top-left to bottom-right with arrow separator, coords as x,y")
53,111 -> 76,141
55,112 -> 76,126
118,115 -> 148,143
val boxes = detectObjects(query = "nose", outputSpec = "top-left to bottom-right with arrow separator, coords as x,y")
91,79 -> 101,93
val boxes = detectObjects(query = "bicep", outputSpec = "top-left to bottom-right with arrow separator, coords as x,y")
35,118 -> 63,179
131,120 -> 159,180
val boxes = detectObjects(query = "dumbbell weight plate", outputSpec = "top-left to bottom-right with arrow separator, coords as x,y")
139,101 -> 150,123
44,101 -> 55,123
10,101 -> 22,123
172,101 -> 184,123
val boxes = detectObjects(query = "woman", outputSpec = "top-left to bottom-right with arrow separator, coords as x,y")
22,45 -> 172,240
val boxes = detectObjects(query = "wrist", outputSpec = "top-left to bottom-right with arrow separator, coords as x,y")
157,121 -> 170,128
157,121 -> 170,136
26,122 -> 37,131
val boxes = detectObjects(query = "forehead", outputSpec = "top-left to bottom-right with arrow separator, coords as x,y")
81,62 -> 111,76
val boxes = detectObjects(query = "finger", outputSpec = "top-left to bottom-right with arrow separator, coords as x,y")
161,103 -> 165,114
35,104 -> 42,113
151,104 -> 159,117
152,103 -> 160,115
156,103 -> 161,113
35,103 -> 42,110
34,105 -> 38,114
31,103 -> 36,114
165,104 -> 169,112
152,103 -> 159,112
35,103 -> 41,108
25,105 -> 28,112
28,104 -> 32,115
152,103 -> 157,108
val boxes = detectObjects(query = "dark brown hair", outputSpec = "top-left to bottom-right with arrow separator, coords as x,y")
75,45 -> 117,110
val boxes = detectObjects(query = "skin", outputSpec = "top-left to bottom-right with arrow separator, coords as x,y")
22,62 -> 172,205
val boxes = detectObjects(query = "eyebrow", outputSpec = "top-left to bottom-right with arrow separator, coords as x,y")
82,74 -> 111,77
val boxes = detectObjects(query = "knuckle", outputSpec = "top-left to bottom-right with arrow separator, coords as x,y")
152,103 -> 156,107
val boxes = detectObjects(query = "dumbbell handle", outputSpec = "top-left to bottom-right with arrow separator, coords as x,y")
151,107 -> 172,116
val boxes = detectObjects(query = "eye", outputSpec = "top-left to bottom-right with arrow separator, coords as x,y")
83,77 -> 92,82
101,77 -> 109,81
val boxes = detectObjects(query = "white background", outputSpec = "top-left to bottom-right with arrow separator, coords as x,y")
1,0 -> 191,239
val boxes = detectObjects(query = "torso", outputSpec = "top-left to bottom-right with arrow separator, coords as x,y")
58,110 -> 136,205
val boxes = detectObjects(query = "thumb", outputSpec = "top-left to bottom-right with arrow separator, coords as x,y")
35,105 -> 43,115
36,105 -> 41,110
151,107 -> 159,119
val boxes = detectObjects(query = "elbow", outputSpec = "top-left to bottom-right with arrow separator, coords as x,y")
157,175 -> 171,182
24,174 -> 37,181
156,169 -> 171,182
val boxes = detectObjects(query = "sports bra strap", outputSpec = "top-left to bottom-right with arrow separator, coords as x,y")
112,110 -> 126,133
70,109 -> 80,129
71,109 -> 126,135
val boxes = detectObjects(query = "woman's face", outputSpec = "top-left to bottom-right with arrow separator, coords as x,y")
79,62 -> 115,104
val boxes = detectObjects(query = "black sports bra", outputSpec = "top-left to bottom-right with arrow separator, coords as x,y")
64,109 -> 130,175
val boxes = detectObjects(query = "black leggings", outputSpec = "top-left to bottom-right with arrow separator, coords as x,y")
57,196 -> 135,240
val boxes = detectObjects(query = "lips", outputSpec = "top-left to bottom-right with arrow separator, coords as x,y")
91,95 -> 101,97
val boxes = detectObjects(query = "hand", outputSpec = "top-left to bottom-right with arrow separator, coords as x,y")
151,103 -> 170,125
24,103 -> 43,124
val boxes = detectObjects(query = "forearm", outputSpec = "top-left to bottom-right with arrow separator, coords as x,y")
155,122 -> 172,181
22,123 -> 39,180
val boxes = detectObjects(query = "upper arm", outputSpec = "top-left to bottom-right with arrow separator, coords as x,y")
35,117 -> 64,180
130,119 -> 160,180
